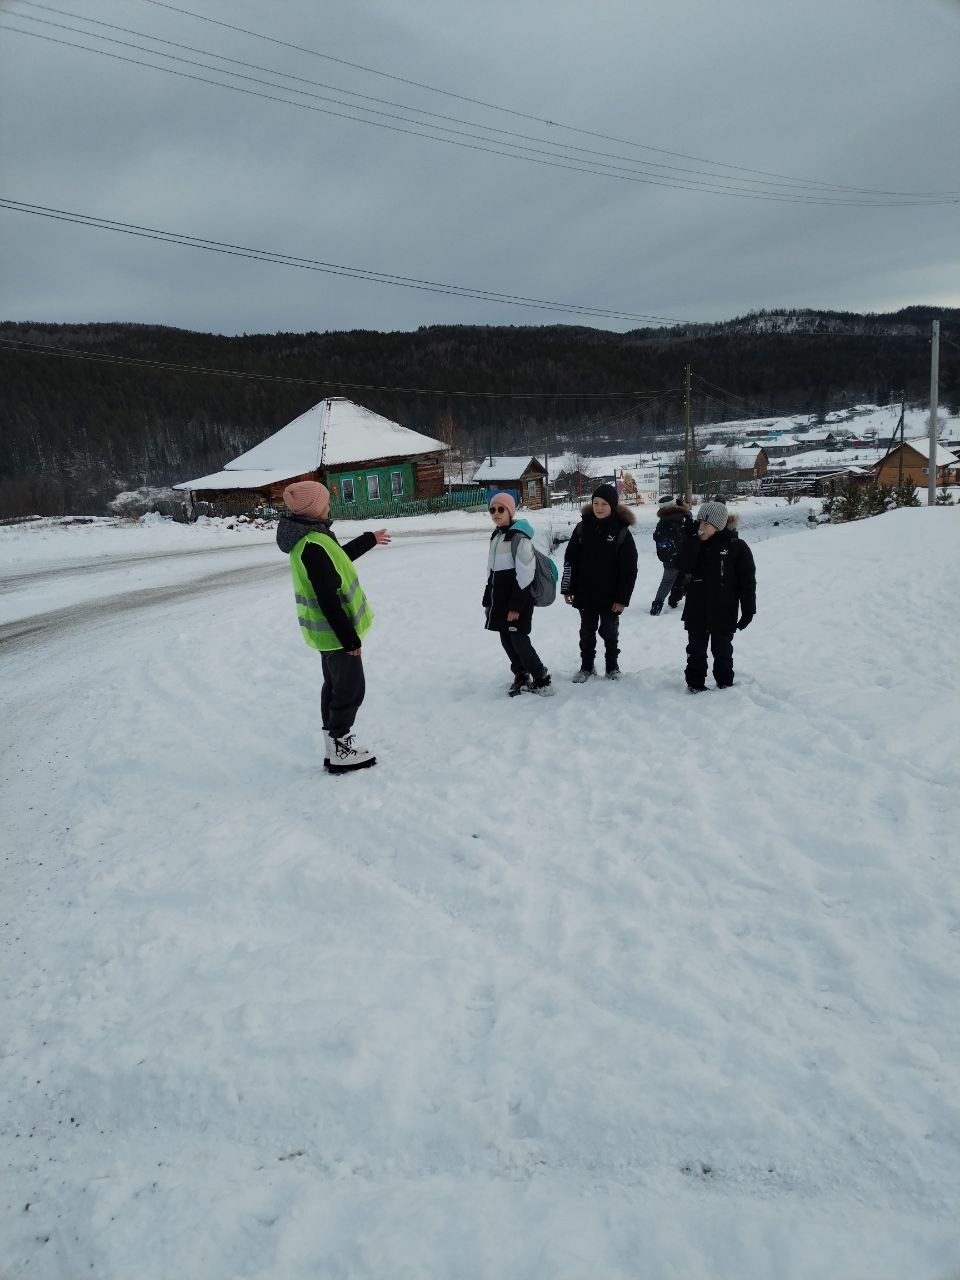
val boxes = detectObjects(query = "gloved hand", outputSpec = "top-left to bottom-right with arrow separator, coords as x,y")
737,613 -> 754,631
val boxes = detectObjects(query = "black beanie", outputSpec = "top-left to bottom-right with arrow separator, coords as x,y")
591,483 -> 619,512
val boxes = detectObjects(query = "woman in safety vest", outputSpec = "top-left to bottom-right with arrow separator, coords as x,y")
277,481 -> 390,773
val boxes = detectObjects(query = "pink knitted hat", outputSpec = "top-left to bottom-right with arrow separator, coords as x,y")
489,491 -> 516,517
283,481 -> 330,520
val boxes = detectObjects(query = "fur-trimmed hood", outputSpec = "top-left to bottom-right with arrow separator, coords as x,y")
579,503 -> 637,527
656,502 -> 691,521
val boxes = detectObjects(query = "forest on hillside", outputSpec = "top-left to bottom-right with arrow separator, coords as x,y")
1,309 -> 957,516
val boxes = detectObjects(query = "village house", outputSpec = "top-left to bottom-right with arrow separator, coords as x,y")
871,438 -> 960,489
472,456 -> 550,509
700,444 -> 769,480
175,397 -> 447,515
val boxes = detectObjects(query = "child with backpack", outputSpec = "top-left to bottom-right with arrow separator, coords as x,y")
482,492 -> 555,697
650,496 -> 695,615
560,483 -> 638,681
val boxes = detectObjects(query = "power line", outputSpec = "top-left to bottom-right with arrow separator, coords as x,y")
5,19 -> 958,208
129,0 -> 960,201
0,336 -> 678,399
0,198 -> 686,325
16,1 -> 953,204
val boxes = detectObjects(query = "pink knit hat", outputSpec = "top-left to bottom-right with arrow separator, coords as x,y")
489,491 -> 516,517
283,481 -> 330,520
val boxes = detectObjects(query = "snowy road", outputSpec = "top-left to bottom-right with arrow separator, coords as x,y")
2,507 -> 959,1280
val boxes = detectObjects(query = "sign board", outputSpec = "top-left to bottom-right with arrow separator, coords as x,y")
619,465 -> 660,504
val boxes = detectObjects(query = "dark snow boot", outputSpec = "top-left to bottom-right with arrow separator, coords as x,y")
686,684 -> 706,695
528,672 -> 555,697
605,667 -> 622,680
650,600 -> 663,616
508,673 -> 531,697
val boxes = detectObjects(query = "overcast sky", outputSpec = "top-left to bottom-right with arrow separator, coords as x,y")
1,0 -> 958,335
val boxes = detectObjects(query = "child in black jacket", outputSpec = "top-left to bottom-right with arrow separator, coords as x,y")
560,484 -> 638,681
674,501 -> 756,692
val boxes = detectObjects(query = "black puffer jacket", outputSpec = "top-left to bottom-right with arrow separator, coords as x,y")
676,527 -> 756,631
560,505 -> 638,610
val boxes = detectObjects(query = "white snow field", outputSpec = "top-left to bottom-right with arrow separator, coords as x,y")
2,503 -> 959,1280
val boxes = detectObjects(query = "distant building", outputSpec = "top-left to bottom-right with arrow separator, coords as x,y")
472,456 -> 550,509
871,438 -> 960,488
175,398 -> 447,514
701,444 -> 769,479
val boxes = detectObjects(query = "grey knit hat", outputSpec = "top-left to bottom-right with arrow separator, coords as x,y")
696,500 -> 728,531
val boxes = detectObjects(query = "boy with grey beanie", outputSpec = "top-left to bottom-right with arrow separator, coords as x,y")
673,501 -> 756,692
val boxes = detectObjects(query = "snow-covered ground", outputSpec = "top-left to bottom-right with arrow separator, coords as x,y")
2,503 -> 960,1279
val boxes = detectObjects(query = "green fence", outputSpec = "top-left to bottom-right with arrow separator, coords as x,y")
327,488 -> 487,521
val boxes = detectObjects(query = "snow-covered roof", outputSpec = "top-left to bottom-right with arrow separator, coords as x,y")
894,438 -> 960,466
796,429 -> 836,443
702,444 -> 765,465
175,398 -> 445,490
472,456 -> 544,482
174,468 -> 296,491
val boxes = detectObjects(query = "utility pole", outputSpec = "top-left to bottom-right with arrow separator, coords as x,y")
683,363 -> 693,505
896,394 -> 905,489
927,320 -> 940,506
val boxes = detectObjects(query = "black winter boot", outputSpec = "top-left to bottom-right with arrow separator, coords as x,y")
508,673 -> 531,697
650,600 -> 663,616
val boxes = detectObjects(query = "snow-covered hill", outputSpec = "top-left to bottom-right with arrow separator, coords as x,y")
2,505 -> 959,1279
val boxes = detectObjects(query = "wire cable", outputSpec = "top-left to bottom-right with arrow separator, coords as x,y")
4,19 -> 957,207
128,0 -> 960,201
0,198 -> 686,325
16,1 -> 955,203
0,336 -> 679,399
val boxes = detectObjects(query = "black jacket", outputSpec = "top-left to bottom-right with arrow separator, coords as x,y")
676,527 -> 756,631
277,514 -> 376,651
560,506 -> 638,610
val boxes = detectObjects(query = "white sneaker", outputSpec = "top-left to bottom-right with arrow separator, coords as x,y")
572,668 -> 594,683
328,733 -> 377,773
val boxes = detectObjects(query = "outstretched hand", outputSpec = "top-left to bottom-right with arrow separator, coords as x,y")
373,528 -> 391,545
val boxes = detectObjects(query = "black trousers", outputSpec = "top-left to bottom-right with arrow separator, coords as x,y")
579,608 -> 620,671
321,649 -> 366,738
499,628 -> 547,680
685,627 -> 735,689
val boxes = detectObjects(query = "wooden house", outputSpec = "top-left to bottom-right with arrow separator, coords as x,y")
472,456 -> 550,509
175,398 -> 447,514
871,438 -> 960,488
701,445 -> 769,480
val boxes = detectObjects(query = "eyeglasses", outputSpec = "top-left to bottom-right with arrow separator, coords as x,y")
489,506 -> 509,514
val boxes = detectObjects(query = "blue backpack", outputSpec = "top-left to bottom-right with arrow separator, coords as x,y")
654,518 -> 685,564
511,529 -> 559,606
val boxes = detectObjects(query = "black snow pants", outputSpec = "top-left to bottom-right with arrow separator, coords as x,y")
578,608 -> 621,672
685,627 -> 735,690
321,649 -> 366,738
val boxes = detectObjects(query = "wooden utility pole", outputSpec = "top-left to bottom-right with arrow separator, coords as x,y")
683,363 -> 693,505
927,320 -> 940,506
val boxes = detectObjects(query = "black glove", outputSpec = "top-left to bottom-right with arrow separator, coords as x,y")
737,613 -> 754,631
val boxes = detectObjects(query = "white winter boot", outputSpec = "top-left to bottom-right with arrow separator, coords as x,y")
322,730 -> 334,771
328,732 -> 377,773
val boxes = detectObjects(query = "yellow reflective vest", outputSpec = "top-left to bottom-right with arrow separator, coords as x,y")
289,532 -> 373,652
